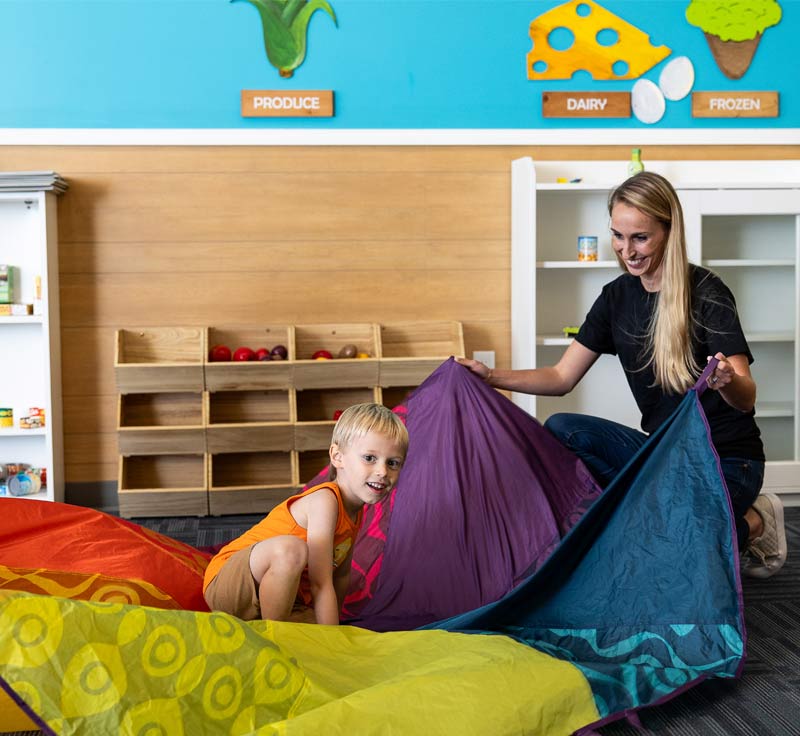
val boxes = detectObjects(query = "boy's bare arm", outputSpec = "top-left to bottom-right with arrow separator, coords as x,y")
333,546 -> 355,613
304,489 -> 341,625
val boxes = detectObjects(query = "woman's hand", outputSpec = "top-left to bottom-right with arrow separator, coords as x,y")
455,357 -> 492,382
706,352 -> 735,390
706,352 -> 757,412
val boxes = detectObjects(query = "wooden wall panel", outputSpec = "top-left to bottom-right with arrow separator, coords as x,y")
1,144 -> 796,489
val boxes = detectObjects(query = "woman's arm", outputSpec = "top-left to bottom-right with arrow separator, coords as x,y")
456,339 -> 600,395
707,352 -> 757,413
304,489 -> 341,625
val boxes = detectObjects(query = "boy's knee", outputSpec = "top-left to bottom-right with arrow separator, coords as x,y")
270,536 -> 308,572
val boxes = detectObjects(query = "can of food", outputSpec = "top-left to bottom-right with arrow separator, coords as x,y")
577,235 -> 598,262
8,471 -> 42,497
0,408 -> 12,428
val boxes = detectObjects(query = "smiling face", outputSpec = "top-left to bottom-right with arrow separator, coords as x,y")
330,430 -> 405,515
610,202 -> 668,292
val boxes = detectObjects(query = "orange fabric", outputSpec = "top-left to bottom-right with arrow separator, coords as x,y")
0,498 -> 211,611
203,482 -> 362,605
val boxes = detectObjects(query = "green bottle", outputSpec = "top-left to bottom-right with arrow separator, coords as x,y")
628,148 -> 644,176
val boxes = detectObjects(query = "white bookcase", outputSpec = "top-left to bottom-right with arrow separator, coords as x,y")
511,158 -> 800,503
0,188 -> 65,503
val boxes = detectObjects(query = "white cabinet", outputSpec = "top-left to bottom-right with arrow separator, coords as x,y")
0,187 -> 65,502
511,157 -> 800,501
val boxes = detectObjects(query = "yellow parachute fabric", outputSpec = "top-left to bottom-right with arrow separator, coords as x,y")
0,591 -> 599,735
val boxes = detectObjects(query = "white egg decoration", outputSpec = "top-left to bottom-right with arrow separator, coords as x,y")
659,56 -> 695,101
631,79 -> 666,125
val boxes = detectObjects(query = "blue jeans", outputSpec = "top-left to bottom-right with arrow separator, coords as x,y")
544,413 -> 764,548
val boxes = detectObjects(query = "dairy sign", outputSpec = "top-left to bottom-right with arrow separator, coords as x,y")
542,91 -> 631,118
242,90 -> 334,117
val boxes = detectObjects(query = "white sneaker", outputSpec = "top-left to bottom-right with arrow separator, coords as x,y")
741,492 -> 788,579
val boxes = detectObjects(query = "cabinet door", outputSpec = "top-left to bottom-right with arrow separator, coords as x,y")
693,188 -> 800,464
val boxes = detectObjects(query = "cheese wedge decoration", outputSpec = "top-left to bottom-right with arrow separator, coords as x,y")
528,0 -> 671,80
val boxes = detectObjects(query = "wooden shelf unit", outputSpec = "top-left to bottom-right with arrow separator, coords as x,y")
115,321 -> 464,517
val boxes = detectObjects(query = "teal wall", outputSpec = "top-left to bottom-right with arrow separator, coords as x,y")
1,0 -> 796,129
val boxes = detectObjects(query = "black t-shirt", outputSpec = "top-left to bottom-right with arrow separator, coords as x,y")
576,265 -> 764,460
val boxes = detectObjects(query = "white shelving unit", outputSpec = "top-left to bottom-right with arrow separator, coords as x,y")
511,158 -> 800,503
0,186 -> 65,503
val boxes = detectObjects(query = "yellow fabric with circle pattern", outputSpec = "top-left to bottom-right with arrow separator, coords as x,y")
0,590 -> 599,735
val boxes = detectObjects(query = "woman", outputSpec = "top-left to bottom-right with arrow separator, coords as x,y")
458,171 -> 786,579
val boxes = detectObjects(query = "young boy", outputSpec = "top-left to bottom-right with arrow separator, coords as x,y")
203,403 -> 408,625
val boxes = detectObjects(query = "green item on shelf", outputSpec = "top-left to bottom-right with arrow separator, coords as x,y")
562,326 -> 579,337
0,265 -> 17,304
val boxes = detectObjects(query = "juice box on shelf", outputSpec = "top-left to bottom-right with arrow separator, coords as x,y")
0,265 -> 18,303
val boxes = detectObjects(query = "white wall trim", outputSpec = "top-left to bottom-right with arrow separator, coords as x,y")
1,128 -> 799,146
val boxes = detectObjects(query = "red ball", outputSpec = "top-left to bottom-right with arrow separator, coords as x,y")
312,350 -> 333,360
233,347 -> 256,362
255,347 -> 271,361
333,409 -> 344,420
209,344 -> 232,362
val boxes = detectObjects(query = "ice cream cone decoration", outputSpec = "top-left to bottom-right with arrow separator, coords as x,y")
703,31 -> 762,80
686,0 -> 781,80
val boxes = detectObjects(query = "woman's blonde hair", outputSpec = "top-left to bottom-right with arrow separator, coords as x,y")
608,171 -> 700,394
327,403 -> 408,480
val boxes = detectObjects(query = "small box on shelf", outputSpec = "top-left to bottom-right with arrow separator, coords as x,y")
293,323 -> 380,389
0,265 -> 18,304
208,450 -> 297,515
206,389 -> 295,453
379,321 -> 464,387
115,327 -> 205,393
294,387 -> 379,451
205,325 -> 294,391
118,454 -> 208,517
117,392 -> 206,455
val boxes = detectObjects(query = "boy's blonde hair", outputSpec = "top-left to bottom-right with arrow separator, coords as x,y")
609,171 -> 700,394
327,403 -> 408,480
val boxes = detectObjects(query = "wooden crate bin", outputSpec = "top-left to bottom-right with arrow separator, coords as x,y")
209,451 -> 296,490
205,325 -> 294,391
117,393 -> 206,455
297,450 -> 331,488
294,387 -> 379,451
379,321 -> 464,387
118,454 -> 208,518
381,386 -> 416,410
293,323 -> 380,389
206,390 -> 295,453
208,451 -> 297,515
115,327 -> 205,393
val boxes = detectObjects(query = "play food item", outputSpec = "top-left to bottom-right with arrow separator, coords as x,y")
356,352 -> 370,359
255,347 -> 271,361
338,344 -> 358,359
312,350 -> 333,360
271,344 -> 288,360
627,149 -> 644,177
631,79 -> 665,124
233,347 -> 256,362
686,0 -> 781,80
333,409 -> 344,420
209,344 -> 232,362
658,56 -> 694,101
577,236 -> 598,262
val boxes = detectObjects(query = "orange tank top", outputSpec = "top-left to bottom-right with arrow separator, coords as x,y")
202,482 -> 362,605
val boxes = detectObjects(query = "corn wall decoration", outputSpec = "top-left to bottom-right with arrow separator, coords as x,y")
234,0 -> 337,78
